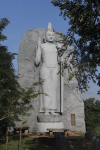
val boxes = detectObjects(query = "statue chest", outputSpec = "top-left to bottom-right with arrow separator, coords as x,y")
41,44 -> 58,64
41,44 -> 57,55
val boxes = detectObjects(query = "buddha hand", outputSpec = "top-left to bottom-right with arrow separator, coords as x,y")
57,43 -> 63,49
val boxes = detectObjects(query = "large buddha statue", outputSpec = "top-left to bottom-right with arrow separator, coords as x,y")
35,22 -> 63,116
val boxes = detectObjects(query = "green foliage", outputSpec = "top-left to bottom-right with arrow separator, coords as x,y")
75,132 -> 85,137
93,124 -> 100,136
51,0 -> 100,94
0,18 -> 10,41
0,18 -> 19,135
83,97 -> 100,135
97,73 -> 100,94
0,18 -> 45,138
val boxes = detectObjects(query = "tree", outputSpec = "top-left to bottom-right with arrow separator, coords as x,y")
0,18 -> 17,139
0,18 -> 45,122
83,97 -> 100,136
51,0 -> 100,94
97,73 -> 100,94
0,18 -> 45,150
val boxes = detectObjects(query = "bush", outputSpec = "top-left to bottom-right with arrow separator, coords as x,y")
83,98 -> 100,133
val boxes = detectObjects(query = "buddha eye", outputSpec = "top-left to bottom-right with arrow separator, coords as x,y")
48,34 -> 51,36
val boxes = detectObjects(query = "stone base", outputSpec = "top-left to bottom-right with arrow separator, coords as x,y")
37,122 -> 64,132
37,115 -> 61,122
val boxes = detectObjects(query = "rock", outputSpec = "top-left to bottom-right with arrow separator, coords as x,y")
85,132 -> 100,150
55,132 -> 68,150
8,24 -> 86,134
85,132 -> 94,140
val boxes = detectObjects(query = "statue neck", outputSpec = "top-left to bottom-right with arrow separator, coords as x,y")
46,40 -> 53,44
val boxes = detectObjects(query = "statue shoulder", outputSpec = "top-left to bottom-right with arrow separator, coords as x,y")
40,43 -> 45,49
41,43 -> 46,47
54,44 -> 58,49
41,43 -> 57,49
54,43 -> 57,47
41,43 -> 45,46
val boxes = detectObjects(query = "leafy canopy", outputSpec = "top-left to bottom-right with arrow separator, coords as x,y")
51,0 -> 100,94
83,97 -> 100,136
0,18 -> 44,125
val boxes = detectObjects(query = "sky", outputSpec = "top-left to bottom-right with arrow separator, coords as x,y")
0,0 -> 100,101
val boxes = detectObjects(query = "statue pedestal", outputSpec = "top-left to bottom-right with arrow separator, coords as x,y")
37,114 -> 64,132
37,122 -> 64,132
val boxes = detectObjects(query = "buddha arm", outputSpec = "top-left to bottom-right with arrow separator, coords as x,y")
57,55 -> 61,63
57,43 -> 66,63
35,45 -> 41,65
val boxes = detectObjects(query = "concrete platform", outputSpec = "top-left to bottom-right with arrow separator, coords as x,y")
37,122 -> 64,132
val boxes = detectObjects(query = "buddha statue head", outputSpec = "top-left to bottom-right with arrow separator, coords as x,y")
45,22 -> 55,43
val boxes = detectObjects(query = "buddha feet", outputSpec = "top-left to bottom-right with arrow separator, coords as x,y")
44,112 -> 59,116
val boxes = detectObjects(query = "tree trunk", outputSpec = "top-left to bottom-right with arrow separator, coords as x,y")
18,127 -> 22,150
18,114 -> 24,150
5,126 -> 9,150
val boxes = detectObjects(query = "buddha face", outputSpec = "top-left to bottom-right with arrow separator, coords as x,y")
46,31 -> 55,42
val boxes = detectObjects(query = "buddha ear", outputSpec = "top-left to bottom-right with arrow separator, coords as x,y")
43,36 -> 46,43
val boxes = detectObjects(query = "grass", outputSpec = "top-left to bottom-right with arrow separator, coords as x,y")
0,131 -> 88,150
0,135 -> 56,150
74,132 -> 85,137
74,131 -> 100,137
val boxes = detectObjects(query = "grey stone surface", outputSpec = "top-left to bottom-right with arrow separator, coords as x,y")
37,115 -> 61,122
8,26 -> 86,133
